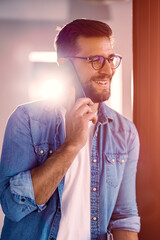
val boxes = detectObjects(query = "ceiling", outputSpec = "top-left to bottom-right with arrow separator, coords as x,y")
0,0 -> 130,21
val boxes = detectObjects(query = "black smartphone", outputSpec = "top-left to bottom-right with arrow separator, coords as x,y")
58,60 -> 86,102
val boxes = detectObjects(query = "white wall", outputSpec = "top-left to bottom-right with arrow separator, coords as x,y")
0,0 -> 132,234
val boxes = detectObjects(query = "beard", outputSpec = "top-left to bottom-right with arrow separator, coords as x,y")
81,74 -> 111,103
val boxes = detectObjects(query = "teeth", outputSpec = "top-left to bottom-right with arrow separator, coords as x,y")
95,81 -> 108,85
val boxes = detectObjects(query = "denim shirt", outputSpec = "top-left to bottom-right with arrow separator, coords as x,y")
0,99 -> 140,240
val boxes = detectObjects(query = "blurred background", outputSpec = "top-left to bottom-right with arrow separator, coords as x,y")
1,0 -> 160,239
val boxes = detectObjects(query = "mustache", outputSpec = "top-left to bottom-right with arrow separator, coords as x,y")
91,74 -> 112,81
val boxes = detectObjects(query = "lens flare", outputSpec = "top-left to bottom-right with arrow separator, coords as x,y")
28,78 -> 66,102
42,79 -> 64,99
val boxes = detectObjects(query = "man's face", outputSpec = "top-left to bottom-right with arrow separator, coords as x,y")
72,36 -> 116,103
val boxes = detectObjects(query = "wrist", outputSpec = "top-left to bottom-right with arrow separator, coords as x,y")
63,139 -> 82,155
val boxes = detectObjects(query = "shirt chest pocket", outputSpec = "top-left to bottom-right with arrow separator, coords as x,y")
34,143 -> 55,164
104,153 -> 128,188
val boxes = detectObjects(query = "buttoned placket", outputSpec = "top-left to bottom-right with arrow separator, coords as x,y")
90,106 -> 110,239
90,122 -> 101,239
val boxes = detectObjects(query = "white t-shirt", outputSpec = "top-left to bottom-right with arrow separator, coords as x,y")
57,110 -> 95,240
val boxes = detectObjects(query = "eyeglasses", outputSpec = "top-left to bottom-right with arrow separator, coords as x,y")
65,55 -> 122,70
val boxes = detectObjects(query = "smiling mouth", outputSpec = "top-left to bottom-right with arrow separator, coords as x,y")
94,80 -> 109,85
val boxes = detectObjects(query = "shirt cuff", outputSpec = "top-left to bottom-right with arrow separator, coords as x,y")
10,170 -> 46,211
109,216 -> 141,233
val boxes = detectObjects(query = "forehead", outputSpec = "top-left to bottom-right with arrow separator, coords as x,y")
76,36 -> 114,56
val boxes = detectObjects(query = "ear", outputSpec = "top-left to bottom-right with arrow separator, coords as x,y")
57,57 -> 68,66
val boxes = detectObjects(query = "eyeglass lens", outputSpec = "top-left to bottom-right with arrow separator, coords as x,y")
92,56 -> 121,70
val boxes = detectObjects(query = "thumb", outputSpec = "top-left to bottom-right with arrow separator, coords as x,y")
91,115 -> 97,124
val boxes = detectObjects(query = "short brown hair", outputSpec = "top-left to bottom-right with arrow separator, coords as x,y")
55,19 -> 113,58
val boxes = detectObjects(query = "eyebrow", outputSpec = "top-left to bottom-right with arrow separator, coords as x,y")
88,53 -> 116,58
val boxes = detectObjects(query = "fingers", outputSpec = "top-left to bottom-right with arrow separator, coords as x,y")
84,111 -> 97,124
65,96 -> 97,149
66,98 -> 95,119
72,98 -> 94,112
74,103 -> 93,117
66,93 -> 97,127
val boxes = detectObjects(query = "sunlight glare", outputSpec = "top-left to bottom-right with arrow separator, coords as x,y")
28,78 -> 67,102
42,79 -> 64,99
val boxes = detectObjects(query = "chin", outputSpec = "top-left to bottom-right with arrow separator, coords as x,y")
90,93 -> 110,103
84,86 -> 111,103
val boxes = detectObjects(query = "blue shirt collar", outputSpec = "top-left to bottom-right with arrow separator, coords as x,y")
98,102 -> 113,124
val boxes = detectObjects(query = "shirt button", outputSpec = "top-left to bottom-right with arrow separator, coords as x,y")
112,159 -> 115,163
58,207 -> 61,212
93,217 -> 97,221
40,150 -> 44,154
93,187 -> 97,191
121,159 -> 125,164
93,159 -> 97,163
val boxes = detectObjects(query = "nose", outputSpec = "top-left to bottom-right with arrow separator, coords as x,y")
98,59 -> 115,76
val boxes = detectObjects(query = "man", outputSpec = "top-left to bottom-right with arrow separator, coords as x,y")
0,19 -> 140,240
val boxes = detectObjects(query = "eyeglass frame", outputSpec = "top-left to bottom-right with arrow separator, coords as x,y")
64,55 -> 122,70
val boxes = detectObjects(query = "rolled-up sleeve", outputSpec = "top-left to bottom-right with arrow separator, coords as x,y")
10,171 -> 46,212
109,216 -> 140,232
108,125 -> 140,232
10,171 -> 35,200
0,106 -> 46,222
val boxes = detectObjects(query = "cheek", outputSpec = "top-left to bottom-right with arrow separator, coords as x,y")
112,69 -> 116,77
78,68 -> 94,85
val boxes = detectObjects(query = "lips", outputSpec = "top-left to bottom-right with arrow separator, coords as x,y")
95,80 -> 108,85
